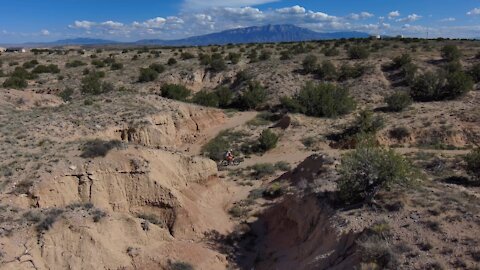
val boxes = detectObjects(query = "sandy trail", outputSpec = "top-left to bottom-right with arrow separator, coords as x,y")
187,111 -> 258,155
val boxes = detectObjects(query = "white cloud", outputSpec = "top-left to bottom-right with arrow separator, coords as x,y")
396,14 -> 422,23
100,21 -> 124,29
388,11 -> 400,19
40,29 -> 50,36
276,5 -> 306,14
440,17 -> 455,22
182,0 -> 278,10
467,8 -> 480,16
348,12 -> 374,20
69,20 -> 96,29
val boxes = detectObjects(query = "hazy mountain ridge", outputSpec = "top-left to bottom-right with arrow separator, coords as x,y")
11,24 -> 370,47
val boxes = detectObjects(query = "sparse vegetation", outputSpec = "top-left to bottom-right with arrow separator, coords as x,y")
258,129 -> 279,151
337,142 -> 415,204
385,91 -> 412,112
348,45 -> 370,59
160,84 -> 191,101
282,82 -> 356,118
80,139 -> 123,158
464,148 -> 480,181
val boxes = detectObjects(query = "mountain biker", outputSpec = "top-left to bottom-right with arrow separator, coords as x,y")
224,149 -> 234,164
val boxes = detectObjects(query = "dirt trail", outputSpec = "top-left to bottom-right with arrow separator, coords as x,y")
186,111 -> 258,155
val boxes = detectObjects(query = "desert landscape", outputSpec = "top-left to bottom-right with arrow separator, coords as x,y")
0,36 -> 479,270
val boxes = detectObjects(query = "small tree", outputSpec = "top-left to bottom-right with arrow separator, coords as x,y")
302,54 -> 318,73
210,58 -> 226,72
443,71 -> 473,99
81,73 -> 111,95
192,90 -> 219,107
385,92 -> 412,112
337,143 -> 414,204
317,60 -> 337,81
348,46 -> 370,60
441,45 -> 462,62
390,53 -> 412,70
410,72 -> 445,102
259,129 -> 279,152
149,63 -> 165,73
468,63 -> 480,83
138,68 -> 158,82
464,148 -> 480,181
293,82 -> 356,118
167,58 -> 177,65
215,86 -> 233,108
160,84 -> 191,101
235,81 -> 267,110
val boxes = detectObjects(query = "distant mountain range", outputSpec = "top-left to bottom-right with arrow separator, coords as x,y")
11,24 -> 371,47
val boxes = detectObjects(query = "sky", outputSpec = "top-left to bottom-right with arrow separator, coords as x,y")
0,0 -> 480,43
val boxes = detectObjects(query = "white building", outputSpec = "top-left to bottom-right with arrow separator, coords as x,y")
0,47 -> 6,52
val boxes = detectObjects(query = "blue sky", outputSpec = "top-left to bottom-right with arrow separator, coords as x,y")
0,0 -> 480,43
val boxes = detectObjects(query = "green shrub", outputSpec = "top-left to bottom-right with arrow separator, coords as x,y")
280,50 -> 292,60
210,58 -> 226,72
32,64 -> 60,74
235,81 -> 267,110
279,96 -> 304,113
201,133 -> 230,161
302,54 -> 318,73
80,139 -> 123,158
385,92 -> 412,112
323,47 -> 340,57
317,60 -> 337,81
167,58 -> 177,65
66,60 -> 87,68
3,76 -> 28,89
468,63 -> 480,83
227,52 -> 241,64
251,163 -> 276,178
149,63 -> 165,73
259,50 -> 271,61
59,88 -> 74,102
410,72 -> 445,101
351,110 -> 385,135
192,90 -> 219,107
389,126 -> 410,141
443,60 -> 462,74
160,84 -> 191,101
399,63 -> 418,86
443,71 -> 474,99
198,53 -> 212,65
441,45 -> 461,62
91,59 -> 106,68
348,46 -> 370,59
168,261 -> 194,270
338,63 -> 368,81
81,72 -> 112,95
290,82 -> 356,118
110,62 -> 123,70
138,68 -> 158,82
22,59 -> 39,69
215,86 -> 233,108
180,52 -> 195,60
248,50 -> 258,62
390,53 -> 412,70
464,148 -> 480,181
337,144 -> 414,204
259,129 -> 279,151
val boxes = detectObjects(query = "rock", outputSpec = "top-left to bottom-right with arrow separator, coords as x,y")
69,165 -> 77,170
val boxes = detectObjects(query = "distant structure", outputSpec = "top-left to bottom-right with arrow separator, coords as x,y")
372,35 -> 381,40
0,47 -> 6,53
5,47 -> 26,53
